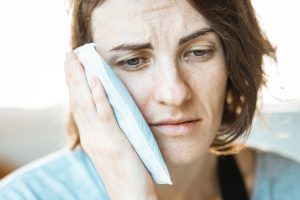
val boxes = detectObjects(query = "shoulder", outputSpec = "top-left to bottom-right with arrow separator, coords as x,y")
257,150 -> 300,181
0,148 -> 109,200
253,150 -> 300,200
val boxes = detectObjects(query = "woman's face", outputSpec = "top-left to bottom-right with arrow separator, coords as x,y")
91,0 -> 227,164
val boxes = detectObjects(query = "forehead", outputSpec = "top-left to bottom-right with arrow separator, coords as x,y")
91,0 -> 210,49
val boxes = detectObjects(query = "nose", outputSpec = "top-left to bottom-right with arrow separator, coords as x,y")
153,60 -> 192,107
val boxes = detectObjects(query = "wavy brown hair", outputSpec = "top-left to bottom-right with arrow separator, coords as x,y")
66,0 -> 276,154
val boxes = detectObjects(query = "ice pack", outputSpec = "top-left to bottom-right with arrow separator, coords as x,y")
74,43 -> 172,184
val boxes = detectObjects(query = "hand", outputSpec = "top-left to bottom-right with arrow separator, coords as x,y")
64,52 -> 157,200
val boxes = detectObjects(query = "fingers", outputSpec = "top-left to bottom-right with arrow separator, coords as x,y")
63,51 -> 118,132
89,76 -> 115,124
64,52 -> 97,125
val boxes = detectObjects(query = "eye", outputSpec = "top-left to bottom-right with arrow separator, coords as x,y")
118,57 -> 149,71
184,49 -> 213,61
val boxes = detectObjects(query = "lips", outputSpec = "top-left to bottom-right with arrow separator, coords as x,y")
150,119 -> 200,136
150,119 -> 200,126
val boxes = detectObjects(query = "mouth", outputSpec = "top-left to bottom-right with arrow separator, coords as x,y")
150,119 -> 201,136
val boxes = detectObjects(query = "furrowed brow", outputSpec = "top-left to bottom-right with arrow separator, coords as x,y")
109,27 -> 214,52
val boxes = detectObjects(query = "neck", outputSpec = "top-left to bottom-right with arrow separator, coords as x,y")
155,148 -> 257,200
155,151 -> 221,200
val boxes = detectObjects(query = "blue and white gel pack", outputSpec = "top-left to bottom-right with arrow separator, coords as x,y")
74,43 -> 172,185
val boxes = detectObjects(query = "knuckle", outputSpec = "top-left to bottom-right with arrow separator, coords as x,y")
70,98 -> 93,113
92,89 -> 105,102
67,71 -> 81,86
66,70 -> 76,82
64,62 -> 82,84
71,76 -> 81,85
97,107 -> 113,121
79,100 -> 94,111
92,90 -> 113,122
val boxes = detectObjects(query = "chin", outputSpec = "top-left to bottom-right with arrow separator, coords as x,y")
158,138 -> 210,165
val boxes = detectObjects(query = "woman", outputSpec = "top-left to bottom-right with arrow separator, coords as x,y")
1,0 -> 299,199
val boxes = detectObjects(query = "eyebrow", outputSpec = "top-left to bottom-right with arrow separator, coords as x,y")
109,27 -> 214,52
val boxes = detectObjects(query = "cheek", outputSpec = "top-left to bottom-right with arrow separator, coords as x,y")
114,71 -> 153,118
208,68 -> 227,106
194,61 -> 227,126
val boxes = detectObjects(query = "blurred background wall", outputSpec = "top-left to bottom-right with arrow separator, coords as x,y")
0,0 -> 300,178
